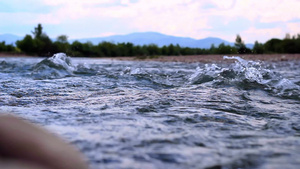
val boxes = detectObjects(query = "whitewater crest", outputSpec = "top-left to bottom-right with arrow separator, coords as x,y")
27,53 -> 300,99
189,56 -> 300,100
31,53 -> 76,79
189,56 -> 271,85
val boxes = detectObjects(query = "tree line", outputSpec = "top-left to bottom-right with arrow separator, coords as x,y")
1,24 -> 300,57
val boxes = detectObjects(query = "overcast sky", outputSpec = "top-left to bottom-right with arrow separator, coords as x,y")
0,0 -> 299,43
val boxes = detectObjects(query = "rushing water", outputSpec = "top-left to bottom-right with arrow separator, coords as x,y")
1,53 -> 300,169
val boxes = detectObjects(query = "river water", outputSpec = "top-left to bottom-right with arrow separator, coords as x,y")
0,53 -> 300,169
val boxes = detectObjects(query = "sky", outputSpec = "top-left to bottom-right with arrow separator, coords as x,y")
0,0 -> 299,43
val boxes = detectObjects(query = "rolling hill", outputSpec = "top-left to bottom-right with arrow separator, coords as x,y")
73,32 -> 236,49
0,34 -> 22,45
0,32 -> 254,49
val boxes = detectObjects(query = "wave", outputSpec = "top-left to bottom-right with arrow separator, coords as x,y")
189,56 -> 300,100
3,53 -> 299,100
120,67 -> 178,88
31,53 -> 76,79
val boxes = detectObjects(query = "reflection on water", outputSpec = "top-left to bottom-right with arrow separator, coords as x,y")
1,53 -> 300,169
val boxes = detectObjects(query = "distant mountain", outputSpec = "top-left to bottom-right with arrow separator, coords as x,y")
245,43 -> 254,49
0,34 -> 22,45
1,32 -> 254,49
72,32 -> 253,49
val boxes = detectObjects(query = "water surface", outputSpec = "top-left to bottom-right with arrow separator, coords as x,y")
1,54 -> 300,169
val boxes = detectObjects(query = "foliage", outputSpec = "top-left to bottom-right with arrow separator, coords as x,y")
32,23 -> 43,39
235,34 -> 251,54
16,24 -> 53,56
0,41 -> 17,52
216,43 -> 237,54
53,35 -> 70,54
264,36 -> 300,54
253,41 -> 264,54
264,38 -> 283,53
16,35 -> 36,55
8,24 -> 300,57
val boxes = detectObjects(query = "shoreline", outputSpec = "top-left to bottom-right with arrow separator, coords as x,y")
1,53 -> 300,63
105,54 -> 300,63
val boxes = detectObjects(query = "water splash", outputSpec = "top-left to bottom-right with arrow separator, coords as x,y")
189,56 -> 300,100
188,64 -> 222,84
31,53 -> 75,79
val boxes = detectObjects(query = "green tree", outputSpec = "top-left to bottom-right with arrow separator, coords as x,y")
116,43 -> 129,56
36,35 -> 53,56
125,42 -> 134,56
53,35 -> 70,54
147,44 -> 161,55
82,42 -> 95,57
32,23 -> 43,39
133,45 -> 148,57
57,35 -> 68,43
296,34 -> 300,53
180,47 -> 195,55
264,38 -> 282,53
16,23 -> 54,56
234,34 -> 250,54
0,41 -> 7,51
161,45 -> 169,55
167,44 -> 180,55
168,44 -> 175,55
209,44 -> 217,54
216,43 -> 236,54
282,39 -> 297,53
252,41 -> 264,54
96,41 -> 121,57
70,41 -> 84,57
0,41 -> 16,52
16,35 -> 36,55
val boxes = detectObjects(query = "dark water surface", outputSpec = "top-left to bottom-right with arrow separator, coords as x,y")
1,54 -> 300,169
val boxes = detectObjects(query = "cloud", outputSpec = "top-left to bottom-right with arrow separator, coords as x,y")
0,0 -> 51,13
243,27 -> 284,43
124,0 -> 211,38
212,0 -> 300,23
120,0 -> 131,6
33,0 -> 213,39
209,0 -> 236,9
1,0 -> 300,43
287,22 -> 300,36
0,12 -> 40,25
42,0 -> 112,6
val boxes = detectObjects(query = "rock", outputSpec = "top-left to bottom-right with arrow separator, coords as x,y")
0,115 -> 88,169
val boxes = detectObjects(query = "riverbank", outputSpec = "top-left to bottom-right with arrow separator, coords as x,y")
1,53 -> 300,63
0,52 -> 28,57
111,54 -> 300,63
